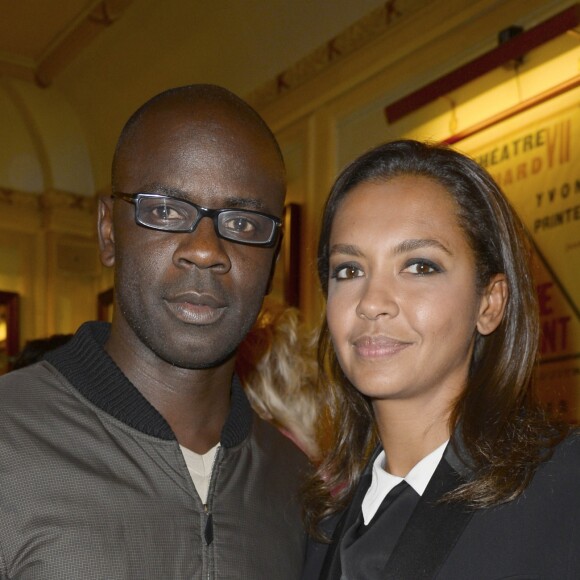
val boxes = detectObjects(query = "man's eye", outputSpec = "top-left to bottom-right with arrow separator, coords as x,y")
153,204 -> 181,220
403,260 -> 441,275
332,264 -> 363,280
223,216 -> 256,234
144,202 -> 189,222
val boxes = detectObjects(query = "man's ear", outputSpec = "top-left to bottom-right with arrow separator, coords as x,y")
476,274 -> 508,336
98,196 -> 116,267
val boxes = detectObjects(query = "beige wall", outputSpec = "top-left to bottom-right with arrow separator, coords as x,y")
256,0 -> 577,327
0,0 -> 576,355
0,189 -> 110,352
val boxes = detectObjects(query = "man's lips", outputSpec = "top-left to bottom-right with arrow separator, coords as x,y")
352,335 -> 411,358
164,292 -> 227,325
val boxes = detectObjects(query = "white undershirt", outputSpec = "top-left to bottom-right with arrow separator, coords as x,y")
179,443 -> 220,505
361,440 -> 449,525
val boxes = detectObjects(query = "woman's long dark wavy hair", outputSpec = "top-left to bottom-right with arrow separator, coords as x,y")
303,139 -> 568,539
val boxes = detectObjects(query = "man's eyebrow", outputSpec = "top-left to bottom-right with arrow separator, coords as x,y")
394,238 -> 452,256
223,197 -> 267,211
134,186 -> 267,211
139,184 -> 187,199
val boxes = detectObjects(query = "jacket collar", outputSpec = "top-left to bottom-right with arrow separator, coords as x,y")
383,446 -> 474,579
45,321 -> 253,447
320,440 -> 475,580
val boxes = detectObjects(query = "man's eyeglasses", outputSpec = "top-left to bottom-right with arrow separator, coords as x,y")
112,192 -> 282,247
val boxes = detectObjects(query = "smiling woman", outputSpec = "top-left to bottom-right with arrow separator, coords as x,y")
326,176 -> 496,424
301,139 -> 580,580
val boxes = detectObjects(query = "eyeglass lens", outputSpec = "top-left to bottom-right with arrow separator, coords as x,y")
135,195 -> 278,245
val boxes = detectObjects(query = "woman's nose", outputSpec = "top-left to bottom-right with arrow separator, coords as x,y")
355,275 -> 399,320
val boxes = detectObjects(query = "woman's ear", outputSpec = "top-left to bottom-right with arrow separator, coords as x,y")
98,196 -> 116,267
476,274 -> 508,336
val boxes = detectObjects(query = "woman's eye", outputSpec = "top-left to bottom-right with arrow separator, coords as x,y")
403,260 -> 440,275
332,264 -> 363,280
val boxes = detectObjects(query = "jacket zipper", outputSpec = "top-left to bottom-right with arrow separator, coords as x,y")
204,444 -> 221,580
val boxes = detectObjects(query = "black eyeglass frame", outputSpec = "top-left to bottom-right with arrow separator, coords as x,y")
112,192 -> 283,247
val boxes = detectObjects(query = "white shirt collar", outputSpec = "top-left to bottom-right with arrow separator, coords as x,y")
361,440 -> 448,525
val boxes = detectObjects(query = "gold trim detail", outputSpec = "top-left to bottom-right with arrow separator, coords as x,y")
247,0 -> 420,109
0,187 -> 97,214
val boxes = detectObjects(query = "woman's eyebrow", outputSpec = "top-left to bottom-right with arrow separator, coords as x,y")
329,243 -> 363,257
393,238 -> 452,256
330,239 -> 452,257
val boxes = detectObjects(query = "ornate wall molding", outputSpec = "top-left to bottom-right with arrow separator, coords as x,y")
0,187 -> 97,214
40,189 -> 97,213
0,1 -> 134,87
247,0 -> 423,110
0,188 -> 39,209
36,0 -> 134,87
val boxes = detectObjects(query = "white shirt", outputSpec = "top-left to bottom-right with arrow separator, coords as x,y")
179,443 -> 220,505
361,440 -> 449,525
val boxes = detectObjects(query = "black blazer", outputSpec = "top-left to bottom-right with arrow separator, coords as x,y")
303,432 -> 580,580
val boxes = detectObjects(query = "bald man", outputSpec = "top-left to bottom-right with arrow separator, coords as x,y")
0,85 -> 307,579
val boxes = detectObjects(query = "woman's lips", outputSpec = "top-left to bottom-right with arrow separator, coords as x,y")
352,335 -> 411,358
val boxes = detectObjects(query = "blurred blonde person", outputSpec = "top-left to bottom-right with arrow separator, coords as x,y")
236,298 -> 322,462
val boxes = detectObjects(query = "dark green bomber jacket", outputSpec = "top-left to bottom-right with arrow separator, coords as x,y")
0,322 -> 307,579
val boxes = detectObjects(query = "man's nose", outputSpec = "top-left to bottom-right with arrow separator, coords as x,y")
172,216 -> 232,272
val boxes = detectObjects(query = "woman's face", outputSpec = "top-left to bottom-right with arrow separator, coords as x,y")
326,175 -> 502,415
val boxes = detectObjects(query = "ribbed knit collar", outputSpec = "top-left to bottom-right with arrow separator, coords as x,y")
44,321 -> 253,447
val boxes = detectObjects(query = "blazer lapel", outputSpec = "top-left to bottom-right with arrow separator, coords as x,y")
383,446 -> 474,579
317,508 -> 349,580
319,447 -> 381,580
